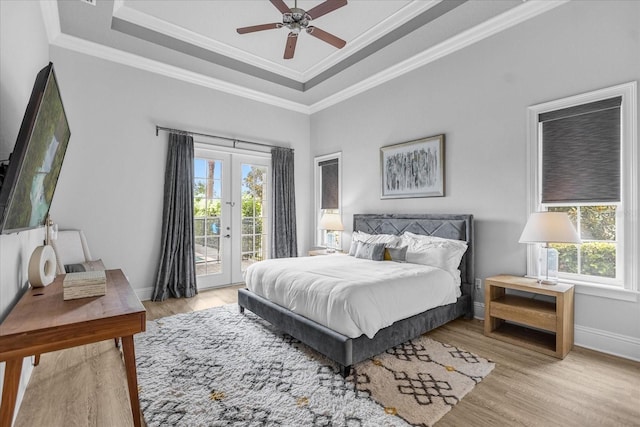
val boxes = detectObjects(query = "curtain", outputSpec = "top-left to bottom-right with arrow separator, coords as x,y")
152,133 -> 197,301
271,147 -> 298,258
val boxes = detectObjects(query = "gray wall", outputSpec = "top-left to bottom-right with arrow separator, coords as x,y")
310,1 -> 640,356
0,0 -> 51,414
48,47 -> 312,300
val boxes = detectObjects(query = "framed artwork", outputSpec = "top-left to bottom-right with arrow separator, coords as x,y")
380,134 -> 445,199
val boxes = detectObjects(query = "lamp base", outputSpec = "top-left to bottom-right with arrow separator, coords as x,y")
537,278 -> 558,286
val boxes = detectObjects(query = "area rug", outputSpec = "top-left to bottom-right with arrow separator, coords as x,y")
134,305 -> 494,427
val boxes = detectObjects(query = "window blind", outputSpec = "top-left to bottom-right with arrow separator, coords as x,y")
319,158 -> 339,209
540,96 -> 621,203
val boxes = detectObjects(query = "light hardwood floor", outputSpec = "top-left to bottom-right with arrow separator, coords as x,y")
14,285 -> 640,427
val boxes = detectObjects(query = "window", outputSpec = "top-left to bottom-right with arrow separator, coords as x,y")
314,152 -> 342,247
526,82 -> 637,295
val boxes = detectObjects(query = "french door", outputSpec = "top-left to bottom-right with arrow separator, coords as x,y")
193,147 -> 270,289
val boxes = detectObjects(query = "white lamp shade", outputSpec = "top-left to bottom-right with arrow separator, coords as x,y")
519,212 -> 581,244
319,213 -> 344,231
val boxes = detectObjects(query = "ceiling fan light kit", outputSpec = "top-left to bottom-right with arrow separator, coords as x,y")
236,0 -> 348,59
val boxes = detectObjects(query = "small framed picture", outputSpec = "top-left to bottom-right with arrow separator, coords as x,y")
380,134 -> 445,199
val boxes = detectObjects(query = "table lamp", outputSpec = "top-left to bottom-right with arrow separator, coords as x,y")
519,211 -> 581,285
319,213 -> 344,253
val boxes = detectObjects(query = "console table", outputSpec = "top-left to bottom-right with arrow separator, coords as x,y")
0,269 -> 146,427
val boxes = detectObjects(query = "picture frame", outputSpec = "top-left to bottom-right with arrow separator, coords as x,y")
380,134 -> 445,199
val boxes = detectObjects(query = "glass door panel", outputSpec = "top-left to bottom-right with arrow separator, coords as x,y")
240,162 -> 268,273
194,152 -> 231,287
195,150 -> 270,287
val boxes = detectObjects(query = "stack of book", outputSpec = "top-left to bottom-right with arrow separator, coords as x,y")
63,270 -> 107,300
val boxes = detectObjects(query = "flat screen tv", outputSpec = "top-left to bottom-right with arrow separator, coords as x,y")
0,62 -> 70,234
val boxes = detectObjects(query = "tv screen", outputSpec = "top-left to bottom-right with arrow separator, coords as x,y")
0,62 -> 70,234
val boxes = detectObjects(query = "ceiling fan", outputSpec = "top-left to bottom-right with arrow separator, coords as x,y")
237,0 -> 348,59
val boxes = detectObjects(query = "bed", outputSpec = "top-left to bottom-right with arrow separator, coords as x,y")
238,213 -> 474,377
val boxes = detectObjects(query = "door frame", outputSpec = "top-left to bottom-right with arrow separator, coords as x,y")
194,143 -> 271,289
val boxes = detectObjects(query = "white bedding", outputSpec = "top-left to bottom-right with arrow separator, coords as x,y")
243,255 -> 461,339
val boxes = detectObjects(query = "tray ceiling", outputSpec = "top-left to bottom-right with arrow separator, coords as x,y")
49,0 -> 567,113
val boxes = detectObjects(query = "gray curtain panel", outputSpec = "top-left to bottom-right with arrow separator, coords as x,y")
271,147 -> 298,258
152,133 -> 198,301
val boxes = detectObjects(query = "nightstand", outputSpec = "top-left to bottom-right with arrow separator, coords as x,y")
308,249 -> 343,256
484,274 -> 574,358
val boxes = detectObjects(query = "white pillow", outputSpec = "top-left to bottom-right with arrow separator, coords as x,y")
402,232 -> 468,275
348,232 -> 402,255
402,231 -> 468,250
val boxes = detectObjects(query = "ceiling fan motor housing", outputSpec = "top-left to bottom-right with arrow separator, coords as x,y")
284,8 -> 310,33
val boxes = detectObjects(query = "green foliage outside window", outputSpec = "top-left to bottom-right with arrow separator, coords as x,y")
192,162 -> 266,260
548,205 -> 617,279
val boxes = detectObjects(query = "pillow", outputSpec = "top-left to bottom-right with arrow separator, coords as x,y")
404,245 -> 465,272
402,233 -> 468,273
384,246 -> 408,262
64,259 -> 106,273
354,242 -> 386,261
348,231 -> 402,255
402,231 -> 468,250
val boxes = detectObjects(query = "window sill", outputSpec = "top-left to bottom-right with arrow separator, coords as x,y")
567,281 -> 639,302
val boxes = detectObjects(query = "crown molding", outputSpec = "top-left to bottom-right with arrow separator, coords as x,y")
309,0 -> 570,113
301,0 -> 439,80
112,0 -> 304,82
51,33 -> 311,114
39,0 -> 61,43
113,0 -> 439,84
41,0 -> 568,116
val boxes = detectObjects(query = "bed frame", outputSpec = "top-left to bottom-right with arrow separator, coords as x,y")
238,213 -> 474,377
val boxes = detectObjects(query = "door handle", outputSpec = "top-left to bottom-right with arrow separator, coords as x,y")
224,234 -> 231,238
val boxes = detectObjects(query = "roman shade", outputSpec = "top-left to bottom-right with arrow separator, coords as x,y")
540,96 -> 621,203
319,158 -> 339,210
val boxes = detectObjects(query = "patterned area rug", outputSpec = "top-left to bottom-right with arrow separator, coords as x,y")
135,305 -> 494,426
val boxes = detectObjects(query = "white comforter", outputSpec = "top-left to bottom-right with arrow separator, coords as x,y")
243,255 -> 461,339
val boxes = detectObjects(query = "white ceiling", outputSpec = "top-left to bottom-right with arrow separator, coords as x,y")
48,0 -> 568,113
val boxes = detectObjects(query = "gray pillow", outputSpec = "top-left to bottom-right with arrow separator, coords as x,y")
355,242 -> 386,261
385,246 -> 408,262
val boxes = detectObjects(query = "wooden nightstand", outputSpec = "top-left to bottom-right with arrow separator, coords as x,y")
308,249 -> 343,256
484,274 -> 574,358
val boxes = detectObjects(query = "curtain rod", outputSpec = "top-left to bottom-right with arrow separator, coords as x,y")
155,125 -> 293,152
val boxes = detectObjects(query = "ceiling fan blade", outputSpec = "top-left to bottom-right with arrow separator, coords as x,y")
284,32 -> 298,59
237,23 -> 281,34
306,0 -> 347,20
270,0 -> 291,15
306,26 -> 346,49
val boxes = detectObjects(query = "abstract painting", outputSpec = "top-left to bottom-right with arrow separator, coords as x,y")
380,134 -> 444,199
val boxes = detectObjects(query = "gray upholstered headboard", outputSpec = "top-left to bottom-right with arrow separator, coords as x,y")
353,214 -> 474,287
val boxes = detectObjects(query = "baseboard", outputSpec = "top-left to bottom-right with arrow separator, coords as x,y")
473,301 -> 485,320
472,301 -> 639,361
136,283 -> 241,302
136,286 -> 154,301
574,325 -> 640,362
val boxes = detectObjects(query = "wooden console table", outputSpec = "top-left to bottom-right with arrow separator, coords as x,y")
0,269 -> 146,427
